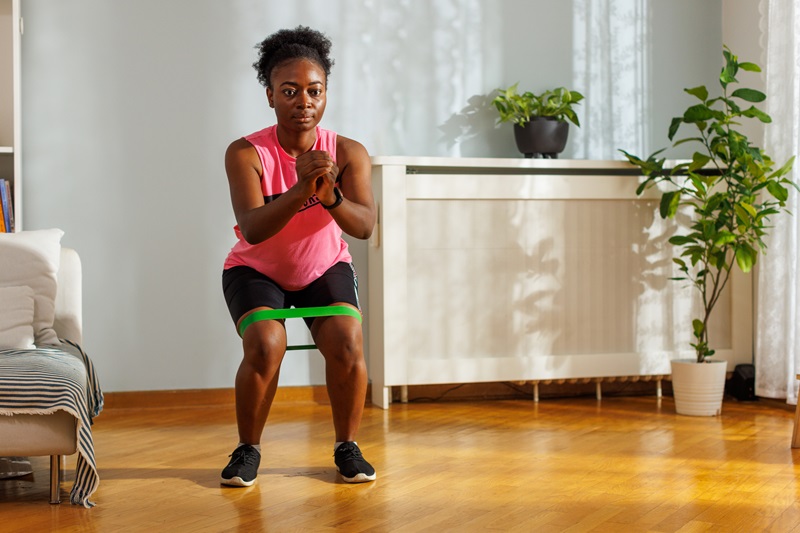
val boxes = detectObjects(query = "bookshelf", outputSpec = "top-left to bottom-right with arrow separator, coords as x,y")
0,0 -> 20,231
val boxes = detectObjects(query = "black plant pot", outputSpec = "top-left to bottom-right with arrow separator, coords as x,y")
513,118 -> 569,158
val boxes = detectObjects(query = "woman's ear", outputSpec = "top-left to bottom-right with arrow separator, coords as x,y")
266,87 -> 274,108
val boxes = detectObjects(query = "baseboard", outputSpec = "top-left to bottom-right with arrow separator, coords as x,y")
394,378 -> 669,403
103,378 -> 673,410
103,385 -> 333,410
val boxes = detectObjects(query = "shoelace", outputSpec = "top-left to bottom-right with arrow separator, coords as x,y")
335,444 -> 362,460
229,447 -> 260,466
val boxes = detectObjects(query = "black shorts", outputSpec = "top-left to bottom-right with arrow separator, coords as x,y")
222,262 -> 360,329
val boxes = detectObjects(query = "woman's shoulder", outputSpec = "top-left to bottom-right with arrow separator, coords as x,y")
225,136 -> 261,171
227,136 -> 255,155
335,134 -> 369,164
245,125 -> 277,145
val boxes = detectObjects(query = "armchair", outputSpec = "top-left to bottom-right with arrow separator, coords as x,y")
0,247 -> 99,505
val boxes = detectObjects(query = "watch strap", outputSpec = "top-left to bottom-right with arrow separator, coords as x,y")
321,187 -> 343,210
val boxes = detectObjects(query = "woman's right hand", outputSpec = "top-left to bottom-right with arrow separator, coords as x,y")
296,150 -> 335,198
226,140 -> 335,245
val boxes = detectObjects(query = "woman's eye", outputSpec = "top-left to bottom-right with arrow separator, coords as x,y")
283,89 -> 296,97
309,89 -> 322,97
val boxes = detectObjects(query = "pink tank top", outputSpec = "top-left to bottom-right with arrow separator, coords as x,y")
223,125 -> 351,290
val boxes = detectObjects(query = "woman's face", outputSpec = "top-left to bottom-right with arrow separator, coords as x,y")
267,58 -> 327,132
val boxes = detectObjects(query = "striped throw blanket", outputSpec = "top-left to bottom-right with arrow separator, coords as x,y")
0,340 -> 103,507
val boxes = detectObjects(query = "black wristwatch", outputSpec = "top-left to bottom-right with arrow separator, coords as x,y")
321,187 -> 343,210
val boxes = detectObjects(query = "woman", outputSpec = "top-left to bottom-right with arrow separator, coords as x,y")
221,26 -> 376,486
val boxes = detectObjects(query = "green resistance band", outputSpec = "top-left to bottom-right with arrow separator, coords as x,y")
237,306 -> 363,350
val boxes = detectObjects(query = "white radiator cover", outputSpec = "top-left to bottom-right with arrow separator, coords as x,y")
367,157 -> 751,409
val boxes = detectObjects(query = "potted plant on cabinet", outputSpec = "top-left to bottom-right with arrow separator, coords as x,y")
620,47 -> 796,416
492,84 -> 584,158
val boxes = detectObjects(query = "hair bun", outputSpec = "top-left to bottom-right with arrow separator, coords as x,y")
253,26 -> 335,88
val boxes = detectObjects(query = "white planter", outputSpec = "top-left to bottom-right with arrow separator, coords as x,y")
670,359 -> 728,416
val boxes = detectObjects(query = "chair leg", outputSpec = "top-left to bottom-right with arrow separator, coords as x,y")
793,405 -> 800,449
49,455 -> 62,504
792,375 -> 800,449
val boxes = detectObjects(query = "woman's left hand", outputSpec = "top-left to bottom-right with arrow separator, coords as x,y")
315,160 -> 339,206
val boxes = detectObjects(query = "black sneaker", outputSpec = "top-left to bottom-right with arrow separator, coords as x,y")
334,442 -> 376,483
220,444 -> 261,487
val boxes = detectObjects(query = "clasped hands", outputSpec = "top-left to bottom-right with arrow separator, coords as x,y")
296,150 -> 339,206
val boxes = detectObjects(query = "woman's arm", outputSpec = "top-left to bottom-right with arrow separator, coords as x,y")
225,138 -> 333,244
319,136 -> 376,239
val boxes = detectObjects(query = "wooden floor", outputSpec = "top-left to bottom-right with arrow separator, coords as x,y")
2,393 -> 800,532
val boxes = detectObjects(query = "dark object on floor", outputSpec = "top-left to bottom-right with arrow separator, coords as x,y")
728,364 -> 758,402
0,457 -> 32,479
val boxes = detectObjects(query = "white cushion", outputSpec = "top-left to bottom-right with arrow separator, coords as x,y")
0,228 -> 64,346
0,285 -> 36,349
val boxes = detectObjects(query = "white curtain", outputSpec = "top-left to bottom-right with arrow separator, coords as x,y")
755,0 -> 800,403
232,0 -> 496,158
572,0 -> 651,159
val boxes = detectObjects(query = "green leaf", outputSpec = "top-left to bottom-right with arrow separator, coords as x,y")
734,204 -> 752,224
707,252 -> 718,269
739,202 -> 758,218
768,155 -> 796,180
720,67 -> 737,87
738,61 -> 761,72
723,47 -> 735,64
706,194 -> 724,212
635,174 -> 660,196
672,137 -> 704,147
713,231 -> 737,247
766,181 -> 789,202
685,86 -> 709,101
741,106 -> 772,123
563,108 -> 580,126
669,235 -> 696,246
660,191 -> 680,218
668,117 -> 683,141
756,207 -> 780,221
723,97 -> 742,114
688,152 -> 711,172
731,88 -> 766,102
735,245 -> 756,273
693,319 -> 705,338
683,105 -> 716,123
619,149 -> 645,166
720,49 -> 738,87
635,180 -> 648,196
671,162 -> 690,174
689,174 -> 707,195
569,91 -> 585,103
703,220 -> 717,240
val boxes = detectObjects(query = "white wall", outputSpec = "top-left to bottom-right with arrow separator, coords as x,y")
722,0 -> 767,144
20,0 -> 726,392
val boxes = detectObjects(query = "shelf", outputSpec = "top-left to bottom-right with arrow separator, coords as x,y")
0,147 -> 13,154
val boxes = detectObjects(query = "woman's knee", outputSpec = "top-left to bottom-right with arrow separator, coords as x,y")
242,322 -> 286,372
318,323 -> 365,368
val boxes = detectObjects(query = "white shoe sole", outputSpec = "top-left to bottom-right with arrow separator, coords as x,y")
338,469 -> 377,483
220,476 -> 256,487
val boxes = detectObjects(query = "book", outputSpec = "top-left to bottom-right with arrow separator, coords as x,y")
0,179 -> 7,233
2,179 -> 12,232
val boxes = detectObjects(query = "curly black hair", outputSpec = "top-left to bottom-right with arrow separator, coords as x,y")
253,26 -> 334,88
